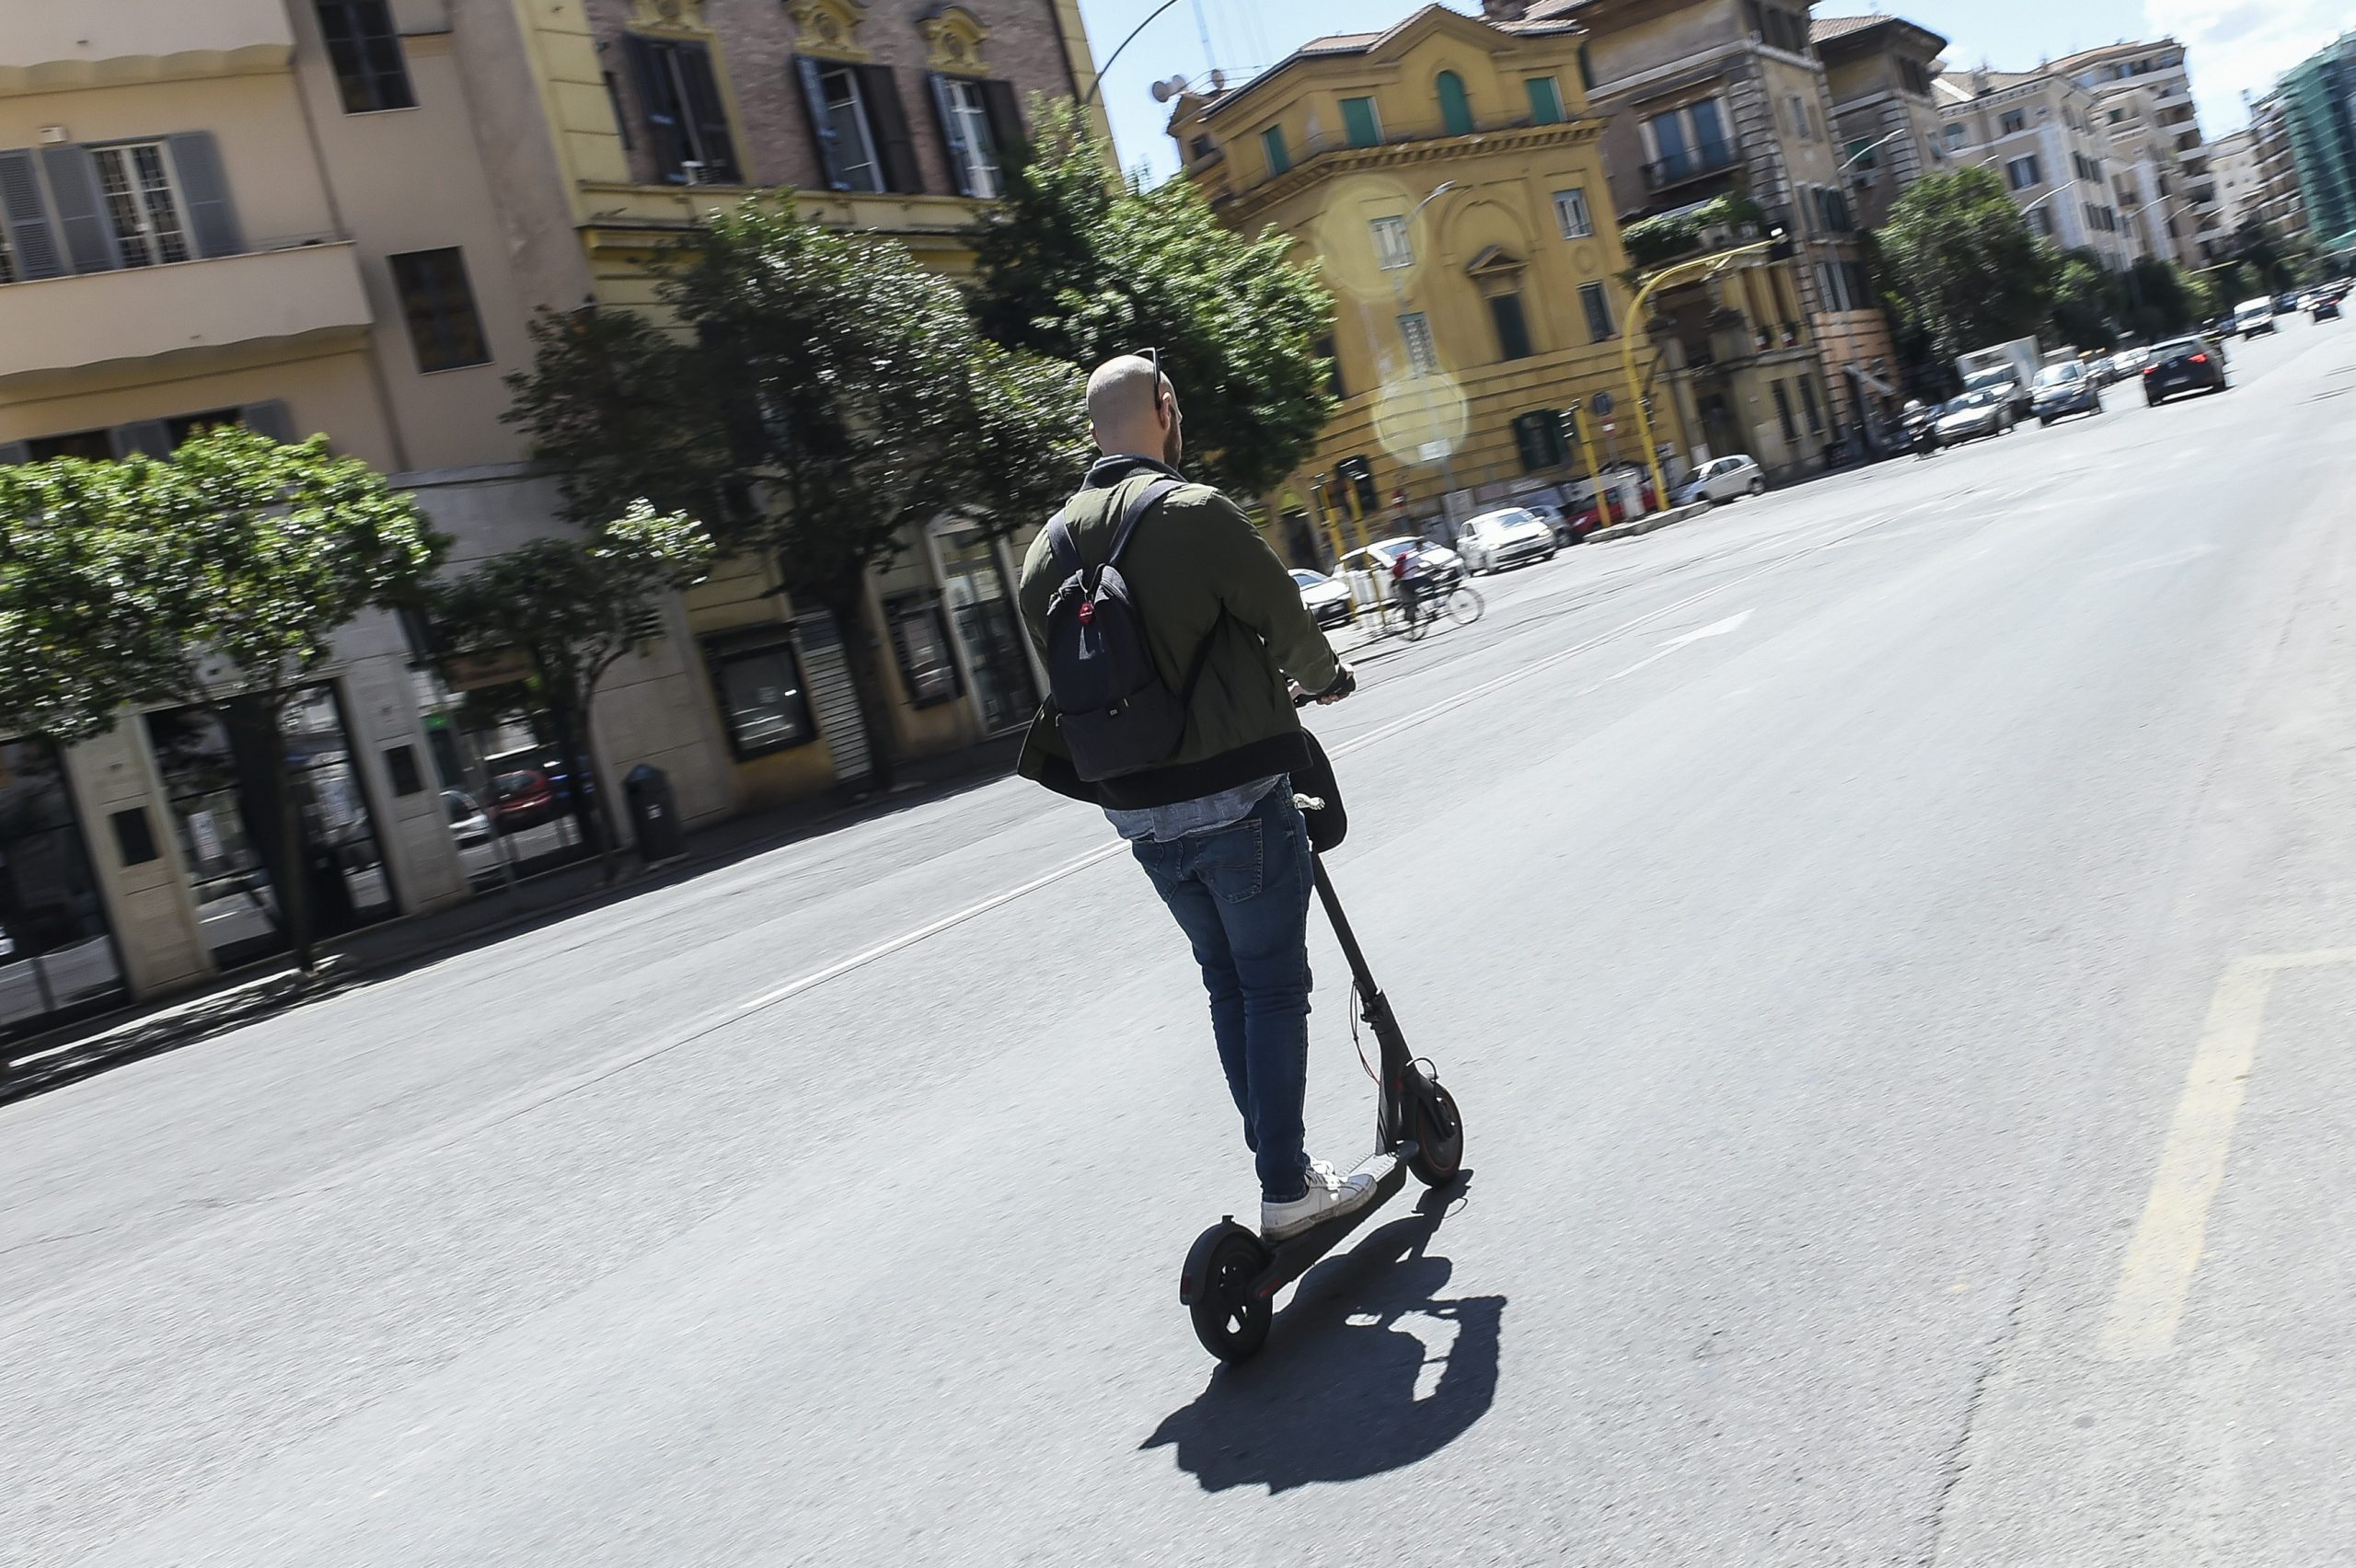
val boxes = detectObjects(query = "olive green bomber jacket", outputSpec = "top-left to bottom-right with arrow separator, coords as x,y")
1016,455 -> 1343,809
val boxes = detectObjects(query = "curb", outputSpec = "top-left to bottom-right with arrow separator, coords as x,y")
1588,501 -> 1713,544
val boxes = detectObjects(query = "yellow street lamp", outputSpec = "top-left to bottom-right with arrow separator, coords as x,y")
1618,229 -> 1786,513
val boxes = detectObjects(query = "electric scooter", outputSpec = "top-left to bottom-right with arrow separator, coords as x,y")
1178,788 -> 1465,1363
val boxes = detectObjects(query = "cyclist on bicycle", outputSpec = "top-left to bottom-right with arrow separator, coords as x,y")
1391,543 -> 1438,626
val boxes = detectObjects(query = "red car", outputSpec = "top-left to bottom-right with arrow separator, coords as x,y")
487,768 -> 560,833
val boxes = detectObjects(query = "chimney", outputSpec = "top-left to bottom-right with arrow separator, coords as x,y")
1483,0 -> 1530,19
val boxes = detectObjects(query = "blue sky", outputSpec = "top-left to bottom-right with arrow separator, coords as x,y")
1076,0 -> 2356,183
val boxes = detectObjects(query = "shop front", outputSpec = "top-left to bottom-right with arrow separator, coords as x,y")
927,520 -> 1039,735
0,741 -> 125,1042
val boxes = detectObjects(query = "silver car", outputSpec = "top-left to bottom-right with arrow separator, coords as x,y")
1934,389 -> 2014,444
1672,454 -> 1765,506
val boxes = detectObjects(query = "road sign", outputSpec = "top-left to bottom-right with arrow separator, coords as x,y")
1591,391 -> 1615,418
1418,440 -> 1451,463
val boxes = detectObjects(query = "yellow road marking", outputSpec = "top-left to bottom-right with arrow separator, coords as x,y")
2098,950 -> 2356,1360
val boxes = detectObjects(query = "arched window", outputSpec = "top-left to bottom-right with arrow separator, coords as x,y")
1437,71 -> 1473,136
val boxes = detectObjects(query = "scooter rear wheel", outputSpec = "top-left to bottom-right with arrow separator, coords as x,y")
1404,1069 -> 1465,1187
1184,1225 -> 1273,1362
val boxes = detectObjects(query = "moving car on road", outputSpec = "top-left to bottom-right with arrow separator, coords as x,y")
1455,507 -> 1558,574
2315,294 -> 2342,323
2142,337 -> 2228,404
2233,296 -> 2279,338
1672,454 -> 1766,506
1934,389 -> 2014,444
1290,568 -> 1355,630
2031,361 -> 2102,425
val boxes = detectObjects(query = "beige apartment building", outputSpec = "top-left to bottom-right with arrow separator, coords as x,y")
1934,65 -> 2134,270
1811,13 -> 1950,232
0,0 -> 1106,1036
1538,0 -> 1902,465
2054,39 -> 2223,263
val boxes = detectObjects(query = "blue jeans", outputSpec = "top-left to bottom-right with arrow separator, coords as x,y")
1130,785 -> 1316,1203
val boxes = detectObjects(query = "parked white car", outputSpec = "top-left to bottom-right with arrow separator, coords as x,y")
1672,454 -> 1765,506
1290,568 -> 1355,629
1339,537 -> 1464,613
1454,507 -> 1558,573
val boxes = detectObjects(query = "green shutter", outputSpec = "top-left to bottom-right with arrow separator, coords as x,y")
1341,97 -> 1380,147
1438,72 -> 1472,136
1260,124 -> 1290,175
1526,77 -> 1564,125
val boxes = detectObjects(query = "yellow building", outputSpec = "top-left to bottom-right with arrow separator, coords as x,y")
1166,6 -> 1673,558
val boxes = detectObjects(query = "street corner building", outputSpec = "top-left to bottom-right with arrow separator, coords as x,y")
0,0 -> 1105,1036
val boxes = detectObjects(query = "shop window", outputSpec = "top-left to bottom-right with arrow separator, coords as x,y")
389,248 -> 491,372
707,638 -> 817,759
884,592 -> 962,708
0,740 -> 125,1039
317,1 -> 415,113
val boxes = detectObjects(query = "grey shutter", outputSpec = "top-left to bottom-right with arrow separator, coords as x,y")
793,610 -> 872,781
0,443 -> 30,466
857,65 -> 922,194
926,74 -> 975,197
793,57 -> 853,190
239,400 -> 295,443
40,144 -> 121,273
108,421 -> 173,458
978,78 -> 1026,166
673,42 -> 740,182
166,132 -> 243,257
623,34 -> 690,181
0,149 -> 65,280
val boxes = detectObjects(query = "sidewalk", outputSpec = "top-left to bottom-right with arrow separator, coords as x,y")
2,734 -> 1024,1104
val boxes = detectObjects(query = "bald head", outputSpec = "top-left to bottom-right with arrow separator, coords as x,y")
1087,354 -> 1184,467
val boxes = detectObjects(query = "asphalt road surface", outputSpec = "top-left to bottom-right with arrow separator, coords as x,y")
9,322 -> 2356,1566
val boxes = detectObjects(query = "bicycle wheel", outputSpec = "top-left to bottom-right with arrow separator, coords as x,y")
1444,586 -> 1484,627
1401,604 -> 1429,641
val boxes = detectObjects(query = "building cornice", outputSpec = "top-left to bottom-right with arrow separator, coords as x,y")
1218,121 -> 1605,225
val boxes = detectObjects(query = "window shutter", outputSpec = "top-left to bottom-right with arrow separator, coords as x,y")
108,421 -> 173,458
857,64 -> 923,194
794,57 -> 855,190
166,132 -> 244,258
673,43 -> 740,182
623,34 -> 691,180
40,144 -> 121,273
978,78 -> 1025,166
239,400 -> 295,443
0,149 -> 65,280
925,73 -> 975,196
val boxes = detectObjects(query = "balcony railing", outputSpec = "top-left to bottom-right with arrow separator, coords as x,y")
1643,141 -> 1742,193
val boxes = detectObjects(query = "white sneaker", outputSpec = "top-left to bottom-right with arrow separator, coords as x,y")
1261,1157 -> 1379,1241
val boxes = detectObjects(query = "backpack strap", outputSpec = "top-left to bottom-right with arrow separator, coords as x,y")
1045,512 -> 1086,584
1104,478 -> 1184,567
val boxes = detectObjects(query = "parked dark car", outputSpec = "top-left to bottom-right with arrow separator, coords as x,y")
2142,337 -> 2229,405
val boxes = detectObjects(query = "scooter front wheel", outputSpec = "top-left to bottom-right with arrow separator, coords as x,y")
1183,1223 -> 1273,1362
1404,1068 -> 1465,1187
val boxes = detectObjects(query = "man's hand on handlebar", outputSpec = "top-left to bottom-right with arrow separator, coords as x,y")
1289,663 -> 1357,707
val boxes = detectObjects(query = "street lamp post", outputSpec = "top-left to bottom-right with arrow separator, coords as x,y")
1617,231 -> 1785,513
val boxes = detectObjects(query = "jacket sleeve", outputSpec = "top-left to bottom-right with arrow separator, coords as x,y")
1197,491 -> 1342,694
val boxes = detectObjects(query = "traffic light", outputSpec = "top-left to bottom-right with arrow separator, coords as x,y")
1766,225 -> 1796,261
1336,455 -> 1378,517
1556,407 -> 1580,451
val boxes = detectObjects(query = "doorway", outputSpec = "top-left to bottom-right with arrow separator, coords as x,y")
931,522 -> 1038,733
0,741 -> 124,1040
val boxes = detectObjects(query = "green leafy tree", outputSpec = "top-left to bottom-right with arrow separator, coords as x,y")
2049,249 -> 2121,352
432,502 -> 714,876
2,428 -> 445,970
965,98 -> 1336,501
506,197 -> 1087,788
0,456 -> 191,742
1880,167 -> 2057,368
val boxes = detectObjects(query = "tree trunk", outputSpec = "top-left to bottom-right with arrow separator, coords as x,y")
824,581 -> 898,795
544,686 -> 610,879
225,693 -> 317,974
576,665 -> 630,880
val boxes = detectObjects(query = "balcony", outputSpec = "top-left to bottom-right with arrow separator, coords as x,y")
0,0 -> 293,96
1644,141 -> 1742,195
0,242 -> 371,386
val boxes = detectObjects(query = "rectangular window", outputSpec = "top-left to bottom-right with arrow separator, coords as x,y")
0,218 -> 15,285
24,429 -> 114,463
1315,333 -> 1345,399
627,35 -> 741,185
316,1 -> 415,114
1526,77 -> 1565,125
2001,109 -> 2027,135
1790,95 -> 1810,141
1261,124 -> 1290,176
814,64 -> 884,192
1799,376 -> 1824,434
1553,186 -> 1593,238
884,594 -> 961,708
1398,311 -> 1438,375
1512,409 -> 1567,472
2027,206 -> 2055,237
1369,214 -> 1413,270
1489,293 -> 1534,361
90,143 -> 191,269
2006,155 -> 2041,190
604,71 -> 634,149
1580,280 -> 1615,341
708,639 -> 816,759
1772,379 -> 1798,444
388,248 -> 491,372
935,75 -> 1002,199
1341,96 -> 1381,147
1646,98 -> 1733,185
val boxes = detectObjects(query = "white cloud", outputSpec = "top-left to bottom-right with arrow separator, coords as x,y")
2144,0 -> 2356,130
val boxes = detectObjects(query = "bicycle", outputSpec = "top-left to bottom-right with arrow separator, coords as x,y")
1398,581 -> 1484,641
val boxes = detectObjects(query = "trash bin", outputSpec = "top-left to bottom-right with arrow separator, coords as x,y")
624,765 -> 684,864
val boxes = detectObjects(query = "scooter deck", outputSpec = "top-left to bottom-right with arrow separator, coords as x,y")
1248,1145 -> 1415,1299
